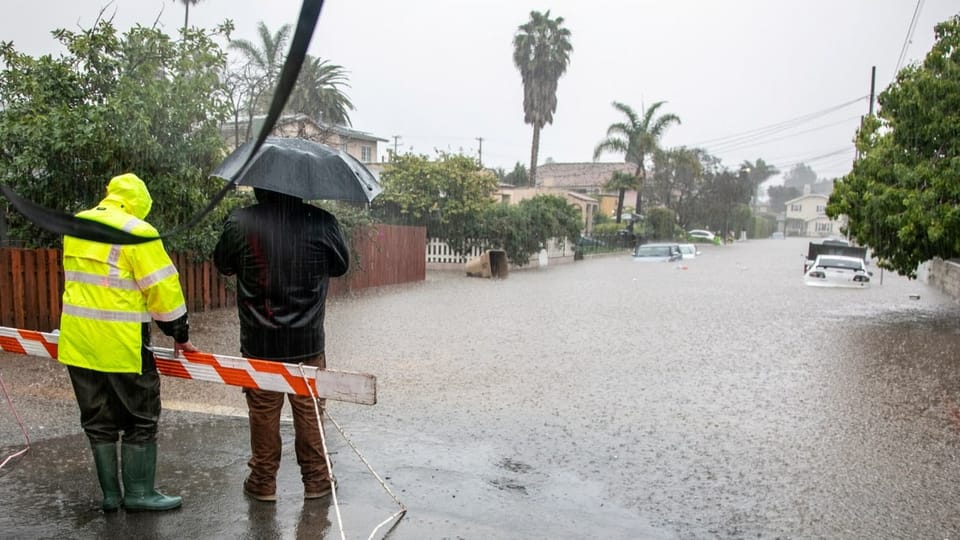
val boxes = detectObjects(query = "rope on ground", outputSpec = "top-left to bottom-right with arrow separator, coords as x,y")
0,371 -> 31,470
300,363 -> 346,540
299,363 -> 406,540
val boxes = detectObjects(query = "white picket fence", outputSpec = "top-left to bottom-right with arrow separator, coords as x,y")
426,238 -> 572,270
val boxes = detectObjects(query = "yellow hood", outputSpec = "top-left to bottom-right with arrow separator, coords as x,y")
100,173 -> 153,219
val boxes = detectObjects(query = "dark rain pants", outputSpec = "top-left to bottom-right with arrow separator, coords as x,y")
66,354 -> 161,445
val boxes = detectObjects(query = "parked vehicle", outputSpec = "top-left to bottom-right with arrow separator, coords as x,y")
678,243 -> 699,259
804,240 -> 869,273
688,229 -> 715,241
633,243 -> 683,262
576,236 -> 606,248
803,255 -> 872,288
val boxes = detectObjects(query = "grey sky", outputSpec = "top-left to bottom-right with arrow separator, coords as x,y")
2,0 -> 957,184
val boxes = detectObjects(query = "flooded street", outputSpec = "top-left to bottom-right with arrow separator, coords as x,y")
319,236 -> 960,538
2,236 -> 960,538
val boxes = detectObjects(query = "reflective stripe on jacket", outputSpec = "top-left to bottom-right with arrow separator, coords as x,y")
58,175 -> 187,374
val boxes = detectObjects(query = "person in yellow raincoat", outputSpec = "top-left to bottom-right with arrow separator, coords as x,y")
58,173 -> 198,512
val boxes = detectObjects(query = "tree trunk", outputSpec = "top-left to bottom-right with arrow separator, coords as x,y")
529,124 -> 541,187
634,161 -> 645,218
615,189 -> 624,224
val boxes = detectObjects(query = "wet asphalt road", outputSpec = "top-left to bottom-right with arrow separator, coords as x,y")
1,236 -> 960,539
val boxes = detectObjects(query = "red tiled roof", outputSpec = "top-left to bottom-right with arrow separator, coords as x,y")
536,162 -> 636,188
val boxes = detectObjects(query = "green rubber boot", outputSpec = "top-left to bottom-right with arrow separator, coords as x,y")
91,443 -> 122,512
120,442 -> 182,512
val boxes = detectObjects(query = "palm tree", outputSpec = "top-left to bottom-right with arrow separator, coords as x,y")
287,55 -> 355,126
605,170 -> 639,225
593,101 -> 680,223
175,0 -> 202,31
229,22 -> 292,139
739,158 -> 779,206
512,10 -> 573,187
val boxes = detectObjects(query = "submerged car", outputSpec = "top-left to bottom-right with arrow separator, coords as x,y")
687,229 -> 715,241
678,243 -> 699,259
803,255 -> 872,288
633,243 -> 683,262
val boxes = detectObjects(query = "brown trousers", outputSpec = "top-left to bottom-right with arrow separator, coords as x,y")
243,353 -> 331,494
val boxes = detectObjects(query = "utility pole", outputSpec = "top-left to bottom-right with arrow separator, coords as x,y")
868,65 -> 876,116
476,136 -> 484,166
392,135 -> 401,155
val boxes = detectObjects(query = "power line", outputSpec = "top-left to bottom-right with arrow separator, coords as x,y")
685,96 -> 867,148
893,0 -> 925,77
709,115 -> 862,154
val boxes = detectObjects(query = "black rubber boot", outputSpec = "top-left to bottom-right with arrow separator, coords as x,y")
91,443 -> 122,512
120,442 -> 182,512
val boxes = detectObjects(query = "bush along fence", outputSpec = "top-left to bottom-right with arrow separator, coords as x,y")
0,224 -> 426,332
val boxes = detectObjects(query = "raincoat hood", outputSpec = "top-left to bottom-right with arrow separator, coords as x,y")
101,173 -> 153,219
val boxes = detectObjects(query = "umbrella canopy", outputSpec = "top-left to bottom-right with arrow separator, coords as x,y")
213,137 -> 382,203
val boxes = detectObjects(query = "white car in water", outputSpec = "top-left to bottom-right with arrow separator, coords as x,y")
678,243 -> 699,259
803,255 -> 872,288
633,243 -> 683,262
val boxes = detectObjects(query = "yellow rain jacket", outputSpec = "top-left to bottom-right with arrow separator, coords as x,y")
58,173 -> 188,374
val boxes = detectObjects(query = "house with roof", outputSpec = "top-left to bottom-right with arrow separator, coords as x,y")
784,190 -> 847,237
220,114 -> 388,165
495,162 -> 637,233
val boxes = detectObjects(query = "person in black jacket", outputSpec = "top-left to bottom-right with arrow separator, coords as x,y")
213,188 -> 349,502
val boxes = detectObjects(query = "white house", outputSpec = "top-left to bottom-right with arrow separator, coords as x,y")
784,192 -> 846,237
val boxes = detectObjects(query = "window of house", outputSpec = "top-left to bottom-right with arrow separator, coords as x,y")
341,142 -> 349,153
501,194 -> 511,204
790,204 -> 802,212
816,205 -> 826,213
816,222 -> 833,232
361,145 -> 372,162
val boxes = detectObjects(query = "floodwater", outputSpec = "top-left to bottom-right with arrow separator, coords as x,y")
2,236 -> 960,539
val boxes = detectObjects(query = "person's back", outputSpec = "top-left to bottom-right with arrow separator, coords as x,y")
214,190 -> 349,360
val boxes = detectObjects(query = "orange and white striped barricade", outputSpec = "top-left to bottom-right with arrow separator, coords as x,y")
0,326 -> 376,405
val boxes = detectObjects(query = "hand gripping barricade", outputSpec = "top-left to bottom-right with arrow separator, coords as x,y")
0,325 -> 406,540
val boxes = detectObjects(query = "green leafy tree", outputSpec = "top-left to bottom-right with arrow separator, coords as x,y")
0,19 -> 233,251
828,15 -> 960,277
513,10 -> 573,187
593,101 -> 680,224
767,185 -> 802,213
480,194 -> 581,265
287,54 -> 354,126
375,152 -> 498,255
503,161 -> 529,186
652,147 -> 702,217
646,207 -> 678,240
782,162 -> 817,189
604,170 -> 639,225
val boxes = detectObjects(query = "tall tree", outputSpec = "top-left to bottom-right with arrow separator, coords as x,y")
604,170 -> 639,225
229,22 -> 291,139
512,10 -> 572,187
287,54 -> 354,126
828,15 -> 960,276
782,162 -> 817,189
176,0 -> 203,31
0,18 -> 233,251
653,147 -> 703,227
739,158 -> 779,204
593,101 -> 680,225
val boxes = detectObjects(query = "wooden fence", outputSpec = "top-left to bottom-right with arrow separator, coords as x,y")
0,224 -> 425,332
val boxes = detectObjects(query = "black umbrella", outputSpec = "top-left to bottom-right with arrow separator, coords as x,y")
212,137 -> 382,203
